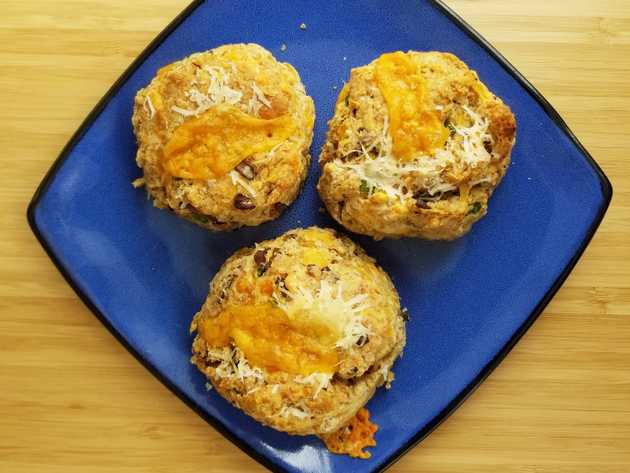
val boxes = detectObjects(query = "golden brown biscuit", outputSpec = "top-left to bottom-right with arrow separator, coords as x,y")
132,43 -> 315,230
318,51 -> 516,240
190,227 -> 406,436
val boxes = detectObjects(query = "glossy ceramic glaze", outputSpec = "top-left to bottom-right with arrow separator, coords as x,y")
28,1 -> 611,472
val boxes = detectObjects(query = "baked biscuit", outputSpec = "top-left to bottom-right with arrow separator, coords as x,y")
318,51 -> 516,240
132,43 -> 315,230
190,227 -> 405,438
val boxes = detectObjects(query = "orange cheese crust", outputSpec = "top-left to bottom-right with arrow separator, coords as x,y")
161,105 -> 296,181
320,408 -> 378,459
198,303 -> 340,374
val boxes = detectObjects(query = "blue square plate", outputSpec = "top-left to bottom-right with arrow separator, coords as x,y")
28,1 -> 611,472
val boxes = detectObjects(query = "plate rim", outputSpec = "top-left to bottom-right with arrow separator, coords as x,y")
26,1 -> 613,472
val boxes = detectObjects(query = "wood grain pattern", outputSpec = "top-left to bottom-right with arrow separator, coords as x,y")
1,1 -> 628,471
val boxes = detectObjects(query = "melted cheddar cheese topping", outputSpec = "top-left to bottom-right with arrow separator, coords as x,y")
320,408 -> 378,459
300,226 -> 337,244
199,304 -> 339,375
374,52 -> 448,160
161,104 -> 295,180
300,248 -> 332,267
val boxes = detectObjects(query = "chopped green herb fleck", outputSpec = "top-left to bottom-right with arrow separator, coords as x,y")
190,214 -> 209,225
467,202 -> 482,215
359,179 -> 370,197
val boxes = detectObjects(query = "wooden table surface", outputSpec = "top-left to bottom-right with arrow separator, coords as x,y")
2,1 -> 629,471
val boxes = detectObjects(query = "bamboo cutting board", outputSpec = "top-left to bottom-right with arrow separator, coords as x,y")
1,1 -> 629,472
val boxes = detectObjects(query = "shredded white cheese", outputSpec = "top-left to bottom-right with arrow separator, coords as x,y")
246,96 -> 262,116
143,95 -> 156,119
229,170 -> 257,198
339,105 -> 494,200
235,354 -> 264,382
379,364 -> 390,383
251,82 -> 271,108
171,64 -> 243,117
210,346 -> 264,382
295,372 -> 332,398
204,65 -> 243,106
170,105 -> 197,117
273,280 -> 371,349
335,313 -> 373,349
278,406 -> 310,419
266,142 -> 284,159
245,82 -> 272,116
470,175 -> 494,187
